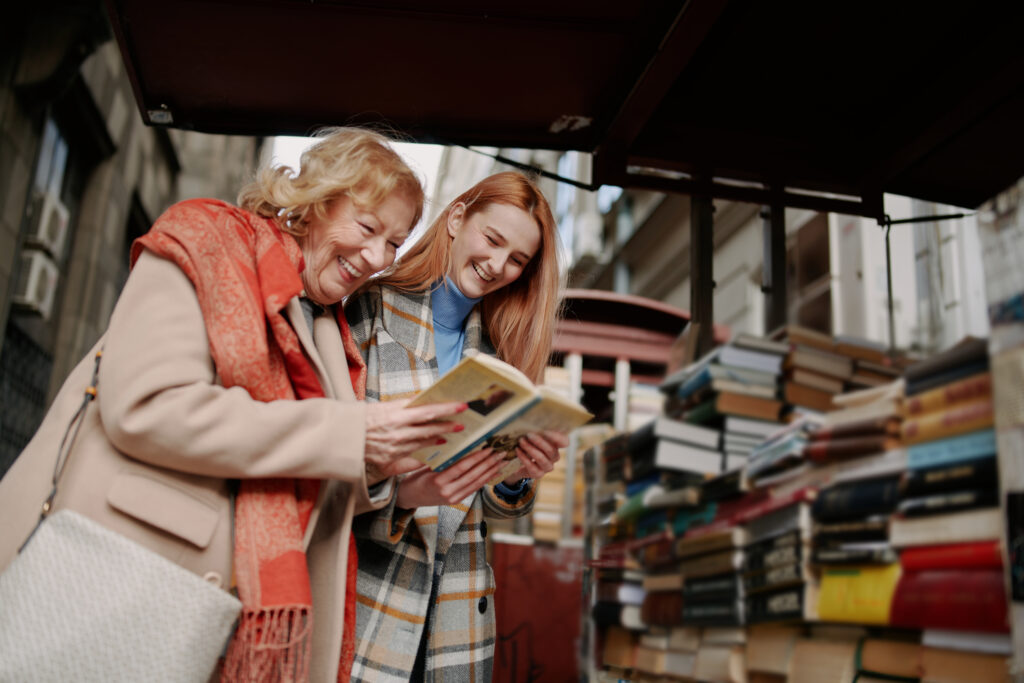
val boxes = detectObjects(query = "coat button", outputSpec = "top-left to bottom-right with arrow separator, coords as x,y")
478,597 -> 487,614
480,520 -> 488,538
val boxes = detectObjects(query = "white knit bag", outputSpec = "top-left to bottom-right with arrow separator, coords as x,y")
0,509 -> 241,682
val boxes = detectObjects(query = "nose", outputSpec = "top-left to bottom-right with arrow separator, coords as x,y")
363,237 -> 391,271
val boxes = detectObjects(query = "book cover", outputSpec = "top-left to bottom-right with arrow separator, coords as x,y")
812,517 -> 889,545
902,371 -> 991,416
406,354 -> 592,477
816,564 -> 901,625
682,598 -> 744,626
640,589 -> 684,627
683,572 -> 742,602
713,376 -> 779,399
788,638 -> 858,683
677,548 -> 745,579
744,559 -> 813,594
906,428 -> 996,469
900,540 -> 1003,571
811,544 -> 897,566
889,569 -> 1009,632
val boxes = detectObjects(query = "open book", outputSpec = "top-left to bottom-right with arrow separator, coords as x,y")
406,353 -> 593,485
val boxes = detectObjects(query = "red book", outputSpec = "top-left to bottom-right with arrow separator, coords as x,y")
899,541 -> 1003,571
889,569 -> 1009,633
803,434 -> 895,463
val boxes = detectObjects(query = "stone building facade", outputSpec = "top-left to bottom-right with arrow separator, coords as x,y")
0,3 -> 263,474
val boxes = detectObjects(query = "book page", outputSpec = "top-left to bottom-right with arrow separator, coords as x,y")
406,355 -> 538,470
485,386 -> 593,484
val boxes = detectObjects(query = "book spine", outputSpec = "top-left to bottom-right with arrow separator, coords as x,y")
810,416 -> 896,442
744,543 -> 802,573
745,584 -> 807,623
906,359 -> 990,397
903,456 -> 998,496
906,429 -> 996,469
900,397 -> 993,446
903,338 -> 988,384
811,476 -> 902,522
896,488 -> 997,518
889,569 -> 1009,633
902,372 -> 991,416
811,546 -> 897,565
677,366 -> 712,400
804,435 -> 890,463
743,561 -> 806,593
899,541 -> 1003,571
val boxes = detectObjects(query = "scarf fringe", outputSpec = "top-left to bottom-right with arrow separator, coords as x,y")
222,605 -> 313,683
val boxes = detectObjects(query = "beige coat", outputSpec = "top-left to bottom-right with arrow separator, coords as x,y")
0,251 -> 388,682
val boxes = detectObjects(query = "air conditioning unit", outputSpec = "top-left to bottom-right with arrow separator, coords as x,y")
12,249 -> 60,319
26,190 -> 70,257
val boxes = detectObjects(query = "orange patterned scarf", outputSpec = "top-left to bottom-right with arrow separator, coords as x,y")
132,198 -> 363,681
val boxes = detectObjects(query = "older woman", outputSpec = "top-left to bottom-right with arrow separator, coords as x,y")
0,127 -> 465,682
346,171 -> 569,682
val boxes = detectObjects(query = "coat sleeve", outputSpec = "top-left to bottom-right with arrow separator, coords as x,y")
480,482 -> 536,519
352,486 -> 417,547
98,250 -> 369,481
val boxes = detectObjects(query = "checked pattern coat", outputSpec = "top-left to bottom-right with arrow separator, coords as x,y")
346,284 -> 535,682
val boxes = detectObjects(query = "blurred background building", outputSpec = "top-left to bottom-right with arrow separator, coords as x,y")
0,3 -> 264,474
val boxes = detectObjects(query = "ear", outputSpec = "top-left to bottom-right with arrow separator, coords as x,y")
446,203 -> 466,239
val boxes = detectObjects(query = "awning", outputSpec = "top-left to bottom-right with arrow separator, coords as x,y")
106,0 -> 1024,217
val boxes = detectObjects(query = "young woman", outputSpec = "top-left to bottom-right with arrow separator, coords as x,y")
346,171 -> 570,682
0,127 -> 467,682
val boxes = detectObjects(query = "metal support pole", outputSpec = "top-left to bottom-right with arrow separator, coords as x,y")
761,199 -> 787,332
560,352 -> 584,541
882,216 -> 896,353
690,191 -> 715,357
613,357 -> 631,433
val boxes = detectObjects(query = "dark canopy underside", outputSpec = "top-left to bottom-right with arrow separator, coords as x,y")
107,0 -> 1024,217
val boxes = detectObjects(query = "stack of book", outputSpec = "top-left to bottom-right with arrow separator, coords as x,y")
676,527 -> 748,627
883,338 -> 1009,651
661,336 -> 787,428
744,414 -> 822,488
770,325 -> 902,413
692,628 -> 747,683
741,493 -> 819,625
631,626 -> 700,680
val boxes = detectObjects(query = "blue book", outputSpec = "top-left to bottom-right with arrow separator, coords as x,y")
907,429 -> 996,469
625,473 -> 661,497
677,365 -> 713,400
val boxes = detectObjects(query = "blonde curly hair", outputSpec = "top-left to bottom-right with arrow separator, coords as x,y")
238,127 -> 424,236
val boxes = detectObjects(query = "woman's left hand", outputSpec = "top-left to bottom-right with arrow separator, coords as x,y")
502,430 -> 569,485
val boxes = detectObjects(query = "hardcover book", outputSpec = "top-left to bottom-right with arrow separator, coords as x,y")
406,353 -> 592,481
900,397 -> 994,446
902,371 -> 991,416
903,455 -> 997,496
889,506 -> 1002,547
906,428 -> 996,469
889,569 -> 1009,633
653,414 -> 721,450
816,563 -> 901,625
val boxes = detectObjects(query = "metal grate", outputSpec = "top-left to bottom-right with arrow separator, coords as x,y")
0,323 -> 53,477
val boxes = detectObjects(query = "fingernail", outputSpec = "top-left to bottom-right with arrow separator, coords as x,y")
456,403 -> 469,413
435,438 -> 447,445
453,424 -> 465,432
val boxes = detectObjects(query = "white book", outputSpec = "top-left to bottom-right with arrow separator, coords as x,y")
889,507 -> 1002,547
654,415 -> 721,450
725,415 -> 785,439
668,626 -> 702,652
830,448 -> 908,484
922,630 -> 1012,655
654,438 -> 722,475
719,344 -> 785,375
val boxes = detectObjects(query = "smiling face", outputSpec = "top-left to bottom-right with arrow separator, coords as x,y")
446,202 -> 541,299
299,191 -> 416,305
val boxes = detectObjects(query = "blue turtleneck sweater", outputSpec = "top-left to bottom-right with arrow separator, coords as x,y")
430,277 -> 528,498
430,277 -> 481,377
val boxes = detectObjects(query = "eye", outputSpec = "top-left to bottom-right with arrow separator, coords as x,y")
359,222 -> 375,235
486,235 -> 499,246
388,240 -> 402,251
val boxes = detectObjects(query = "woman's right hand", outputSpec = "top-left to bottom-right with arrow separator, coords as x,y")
395,448 -> 507,509
363,399 -> 468,483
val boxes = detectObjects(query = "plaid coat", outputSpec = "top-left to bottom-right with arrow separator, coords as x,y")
346,284 -> 535,682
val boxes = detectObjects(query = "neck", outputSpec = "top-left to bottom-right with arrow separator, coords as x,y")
431,277 -> 481,330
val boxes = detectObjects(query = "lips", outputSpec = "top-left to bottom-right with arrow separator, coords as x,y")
472,262 -> 494,282
338,255 -> 362,280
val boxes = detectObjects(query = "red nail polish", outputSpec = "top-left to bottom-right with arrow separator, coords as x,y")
453,424 -> 465,432
435,438 -> 447,445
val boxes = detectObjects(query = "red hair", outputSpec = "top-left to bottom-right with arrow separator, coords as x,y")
375,172 -> 563,382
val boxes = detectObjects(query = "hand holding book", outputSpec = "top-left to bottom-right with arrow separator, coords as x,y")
396,447 -> 506,508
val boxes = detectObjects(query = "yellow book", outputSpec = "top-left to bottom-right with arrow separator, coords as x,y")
816,564 -> 901,625
406,353 -> 593,483
901,397 -> 993,445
